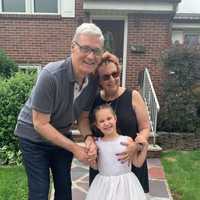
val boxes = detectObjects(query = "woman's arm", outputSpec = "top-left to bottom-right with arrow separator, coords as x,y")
132,90 -> 150,143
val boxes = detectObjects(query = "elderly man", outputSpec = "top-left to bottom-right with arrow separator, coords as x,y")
14,23 -> 111,200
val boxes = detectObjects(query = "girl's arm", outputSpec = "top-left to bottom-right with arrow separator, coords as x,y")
90,159 -> 98,170
89,140 -> 99,170
132,141 -> 148,167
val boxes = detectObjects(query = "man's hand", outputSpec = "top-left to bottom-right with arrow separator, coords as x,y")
72,144 -> 90,165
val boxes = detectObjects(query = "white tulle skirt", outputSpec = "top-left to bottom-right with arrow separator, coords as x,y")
85,172 -> 147,200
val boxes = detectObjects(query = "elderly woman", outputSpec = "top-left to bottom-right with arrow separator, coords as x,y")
88,58 -> 150,194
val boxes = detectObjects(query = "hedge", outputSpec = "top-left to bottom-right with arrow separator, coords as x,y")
0,72 -> 36,165
0,49 -> 18,78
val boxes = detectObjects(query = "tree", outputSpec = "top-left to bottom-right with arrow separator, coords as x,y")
0,49 -> 18,78
158,45 -> 200,133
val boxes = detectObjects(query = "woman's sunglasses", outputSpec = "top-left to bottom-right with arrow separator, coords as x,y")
100,71 -> 120,81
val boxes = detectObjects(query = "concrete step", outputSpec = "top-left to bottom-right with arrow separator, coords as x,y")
147,144 -> 162,158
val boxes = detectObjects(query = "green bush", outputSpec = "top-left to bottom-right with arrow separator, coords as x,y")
0,72 -> 36,165
158,45 -> 200,133
0,49 -> 18,78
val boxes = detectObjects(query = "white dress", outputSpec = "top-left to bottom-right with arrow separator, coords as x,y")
85,135 -> 146,200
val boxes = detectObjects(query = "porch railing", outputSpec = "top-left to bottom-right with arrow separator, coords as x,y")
142,68 -> 160,145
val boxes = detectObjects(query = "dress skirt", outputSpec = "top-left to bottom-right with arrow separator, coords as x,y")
86,172 -> 146,200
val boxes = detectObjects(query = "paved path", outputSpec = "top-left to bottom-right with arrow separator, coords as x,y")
63,158 -> 173,200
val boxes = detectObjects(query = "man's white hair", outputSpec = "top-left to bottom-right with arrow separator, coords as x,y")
73,23 -> 104,46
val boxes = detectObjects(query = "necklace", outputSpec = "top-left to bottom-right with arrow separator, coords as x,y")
101,89 -> 124,113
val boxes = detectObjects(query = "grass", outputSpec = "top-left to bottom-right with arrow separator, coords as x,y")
0,165 -> 28,200
161,150 -> 200,200
0,151 -> 199,200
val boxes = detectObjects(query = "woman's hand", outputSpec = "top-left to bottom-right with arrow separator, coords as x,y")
116,137 -> 138,165
102,51 -> 119,65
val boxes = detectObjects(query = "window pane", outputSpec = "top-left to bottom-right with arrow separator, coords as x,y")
2,0 -> 25,12
184,34 -> 200,47
34,0 -> 58,13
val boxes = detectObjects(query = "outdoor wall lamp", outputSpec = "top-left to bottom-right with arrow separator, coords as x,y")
130,45 -> 145,53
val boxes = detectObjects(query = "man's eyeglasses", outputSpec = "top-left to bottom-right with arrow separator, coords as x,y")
100,71 -> 120,81
74,41 -> 103,56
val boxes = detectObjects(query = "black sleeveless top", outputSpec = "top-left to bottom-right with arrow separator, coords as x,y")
89,89 -> 138,139
89,89 -> 149,193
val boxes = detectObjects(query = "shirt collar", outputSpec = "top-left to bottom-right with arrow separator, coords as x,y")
65,57 -> 76,83
67,56 -> 90,86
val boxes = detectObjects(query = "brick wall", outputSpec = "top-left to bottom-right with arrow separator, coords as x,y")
0,1 -> 172,95
0,0 -> 87,65
126,14 -> 171,97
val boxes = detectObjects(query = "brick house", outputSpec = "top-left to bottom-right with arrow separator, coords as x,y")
0,0 -> 184,96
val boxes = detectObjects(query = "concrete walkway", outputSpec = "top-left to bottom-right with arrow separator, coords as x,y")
66,158 -> 173,200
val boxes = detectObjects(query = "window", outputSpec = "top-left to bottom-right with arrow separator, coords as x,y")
184,33 -> 200,47
2,0 -> 25,12
0,0 -> 75,17
18,64 -> 41,75
34,0 -> 57,13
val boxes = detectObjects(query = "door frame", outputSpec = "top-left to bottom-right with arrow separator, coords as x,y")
90,15 -> 128,87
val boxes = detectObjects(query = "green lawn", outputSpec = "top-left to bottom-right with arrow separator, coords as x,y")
0,166 -> 27,200
161,150 -> 200,200
0,151 -> 199,200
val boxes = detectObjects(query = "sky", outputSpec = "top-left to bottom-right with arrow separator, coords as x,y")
177,0 -> 200,13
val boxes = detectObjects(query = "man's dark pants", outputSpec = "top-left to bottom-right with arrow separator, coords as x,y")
19,137 -> 73,200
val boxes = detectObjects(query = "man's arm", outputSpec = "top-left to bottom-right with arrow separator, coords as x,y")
77,111 -> 93,139
32,110 -> 89,164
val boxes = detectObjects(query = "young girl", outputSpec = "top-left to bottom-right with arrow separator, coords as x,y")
86,104 -> 148,200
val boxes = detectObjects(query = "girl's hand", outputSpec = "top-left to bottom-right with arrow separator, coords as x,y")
135,134 -> 148,145
89,159 -> 98,170
135,134 -> 149,151
85,136 -> 97,162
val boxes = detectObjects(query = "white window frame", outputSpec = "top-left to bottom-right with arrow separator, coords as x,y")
18,64 -> 41,75
0,0 -> 61,15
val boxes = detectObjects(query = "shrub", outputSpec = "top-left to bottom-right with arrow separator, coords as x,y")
0,49 -> 18,78
158,45 -> 200,133
0,72 -> 36,165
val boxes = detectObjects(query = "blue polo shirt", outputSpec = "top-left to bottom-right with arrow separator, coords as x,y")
14,57 -> 98,143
